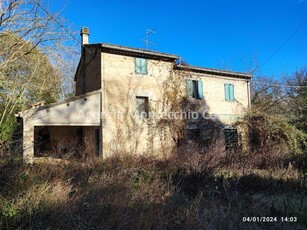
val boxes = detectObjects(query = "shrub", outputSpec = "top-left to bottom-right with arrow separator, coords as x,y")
240,112 -> 307,155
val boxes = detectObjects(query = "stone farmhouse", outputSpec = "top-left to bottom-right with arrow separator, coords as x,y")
19,27 -> 252,162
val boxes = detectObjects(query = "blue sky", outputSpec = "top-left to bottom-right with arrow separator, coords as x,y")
50,0 -> 307,77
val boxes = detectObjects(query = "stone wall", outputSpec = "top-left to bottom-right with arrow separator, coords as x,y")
99,52 -> 250,157
101,52 -> 175,157
177,70 -> 250,125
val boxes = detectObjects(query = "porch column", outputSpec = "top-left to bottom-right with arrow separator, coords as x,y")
23,120 -> 34,163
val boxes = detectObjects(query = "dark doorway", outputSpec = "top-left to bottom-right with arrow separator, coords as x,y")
95,129 -> 100,156
34,127 -> 51,157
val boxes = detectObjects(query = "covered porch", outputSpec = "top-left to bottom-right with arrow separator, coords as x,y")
19,91 -> 102,162
34,125 -> 100,159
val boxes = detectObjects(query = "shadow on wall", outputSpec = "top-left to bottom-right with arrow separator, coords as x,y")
158,97 -> 230,152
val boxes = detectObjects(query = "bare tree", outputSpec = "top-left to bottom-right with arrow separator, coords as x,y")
286,66 -> 307,133
0,0 -> 78,141
250,76 -> 287,114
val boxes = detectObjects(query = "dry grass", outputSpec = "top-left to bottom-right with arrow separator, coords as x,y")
0,150 -> 307,229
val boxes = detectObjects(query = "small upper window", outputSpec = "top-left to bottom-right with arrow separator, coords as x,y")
135,58 -> 147,74
225,83 -> 234,101
136,96 -> 149,118
186,79 -> 203,99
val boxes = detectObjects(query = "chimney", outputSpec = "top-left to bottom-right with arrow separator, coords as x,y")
80,27 -> 90,45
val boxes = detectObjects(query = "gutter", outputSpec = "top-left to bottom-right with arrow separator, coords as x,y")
176,65 -> 253,79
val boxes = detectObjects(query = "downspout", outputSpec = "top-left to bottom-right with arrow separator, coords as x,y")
247,80 -> 251,111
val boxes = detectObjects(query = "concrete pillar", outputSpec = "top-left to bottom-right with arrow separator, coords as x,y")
23,120 -> 34,163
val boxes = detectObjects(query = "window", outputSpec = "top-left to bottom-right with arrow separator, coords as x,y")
136,96 -> 149,118
135,58 -> 147,74
187,123 -> 200,140
224,83 -> 234,101
224,128 -> 238,149
186,79 -> 203,99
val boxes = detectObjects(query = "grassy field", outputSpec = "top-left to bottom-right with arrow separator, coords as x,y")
1,150 -> 307,230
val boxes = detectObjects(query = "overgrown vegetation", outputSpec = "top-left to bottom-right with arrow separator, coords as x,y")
0,152 -> 307,229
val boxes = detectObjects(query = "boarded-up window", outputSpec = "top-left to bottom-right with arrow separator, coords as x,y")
136,96 -> 149,118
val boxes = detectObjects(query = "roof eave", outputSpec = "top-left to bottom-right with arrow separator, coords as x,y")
101,44 -> 178,60
84,43 -> 179,61
19,90 -> 102,117
176,65 -> 252,79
